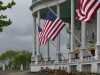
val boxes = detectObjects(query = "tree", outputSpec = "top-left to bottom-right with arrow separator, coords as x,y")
0,50 -> 18,70
11,50 -> 32,70
0,0 -> 15,31
0,50 -> 32,70
0,50 -> 18,65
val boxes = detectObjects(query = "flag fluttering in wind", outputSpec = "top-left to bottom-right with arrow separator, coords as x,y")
42,10 -> 65,41
76,0 -> 100,22
38,26 -> 48,45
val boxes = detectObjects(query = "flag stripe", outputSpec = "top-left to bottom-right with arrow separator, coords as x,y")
45,18 -> 61,38
48,19 -> 63,39
76,0 -> 100,22
51,23 -> 65,41
42,10 -> 65,42
43,21 -> 52,37
83,0 -> 97,19
38,26 -> 48,45
83,0 -> 100,22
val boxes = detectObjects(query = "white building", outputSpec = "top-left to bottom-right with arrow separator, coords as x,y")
30,0 -> 100,73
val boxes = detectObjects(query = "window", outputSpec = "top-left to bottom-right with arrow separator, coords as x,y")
70,65 -> 77,71
91,50 -> 95,56
75,53 -> 78,59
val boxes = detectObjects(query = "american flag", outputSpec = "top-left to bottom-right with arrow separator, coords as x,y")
42,10 -> 65,41
76,0 -> 100,22
38,26 -> 48,45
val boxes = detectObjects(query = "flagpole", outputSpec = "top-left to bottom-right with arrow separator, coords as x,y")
33,20 -> 68,62
46,4 -> 93,57
49,39 -> 68,61
46,4 -> 58,17
65,24 -> 93,57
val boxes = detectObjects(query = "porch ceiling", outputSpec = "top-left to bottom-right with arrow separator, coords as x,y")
39,0 -> 78,23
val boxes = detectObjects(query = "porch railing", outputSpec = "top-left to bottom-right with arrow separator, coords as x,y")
83,56 -> 95,61
71,59 -> 80,63
97,55 -> 100,60
32,0 -> 41,3
33,56 -> 97,65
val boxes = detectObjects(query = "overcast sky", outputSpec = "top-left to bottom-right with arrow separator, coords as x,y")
0,0 -> 33,53
0,0 -> 68,59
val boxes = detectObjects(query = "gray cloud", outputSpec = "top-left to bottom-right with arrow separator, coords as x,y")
3,22 -> 33,36
0,0 -> 69,60
0,0 -> 33,53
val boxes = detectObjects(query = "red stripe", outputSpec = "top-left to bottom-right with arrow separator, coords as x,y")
76,10 -> 81,19
52,23 -> 65,41
87,3 -> 100,22
45,19 -> 60,38
48,20 -> 63,39
83,0 -> 89,11
43,21 -> 52,38
82,0 -> 99,21
76,0 -> 100,22
38,28 -> 48,45
82,0 -> 97,20
78,0 -> 83,15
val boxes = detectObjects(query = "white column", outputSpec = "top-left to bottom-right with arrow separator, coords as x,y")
67,65 -> 70,72
80,21 -> 86,61
2,64 -> 5,71
95,8 -> 100,60
69,0 -> 75,62
35,11 -> 41,65
20,64 -> 23,70
91,63 -> 98,73
57,3 -> 61,63
77,64 -> 82,72
70,0 -> 75,52
37,10 -> 40,56
31,15 -> 36,63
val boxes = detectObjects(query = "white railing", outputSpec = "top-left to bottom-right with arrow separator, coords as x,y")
38,60 -> 55,65
32,0 -> 41,3
32,56 -> 97,65
36,60 -> 69,65
97,55 -> 100,60
71,59 -> 80,63
58,60 -> 68,64
83,56 -> 94,61
71,56 -> 95,63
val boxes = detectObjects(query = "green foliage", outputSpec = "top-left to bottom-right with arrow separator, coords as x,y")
0,50 -> 32,70
0,0 -> 15,32
0,50 -> 18,64
13,50 -> 32,66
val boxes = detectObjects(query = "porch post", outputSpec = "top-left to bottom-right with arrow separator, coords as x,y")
69,0 -> 75,62
35,11 -> 41,64
31,15 -> 36,64
95,8 -> 100,60
56,2 -> 61,63
81,21 -> 86,61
